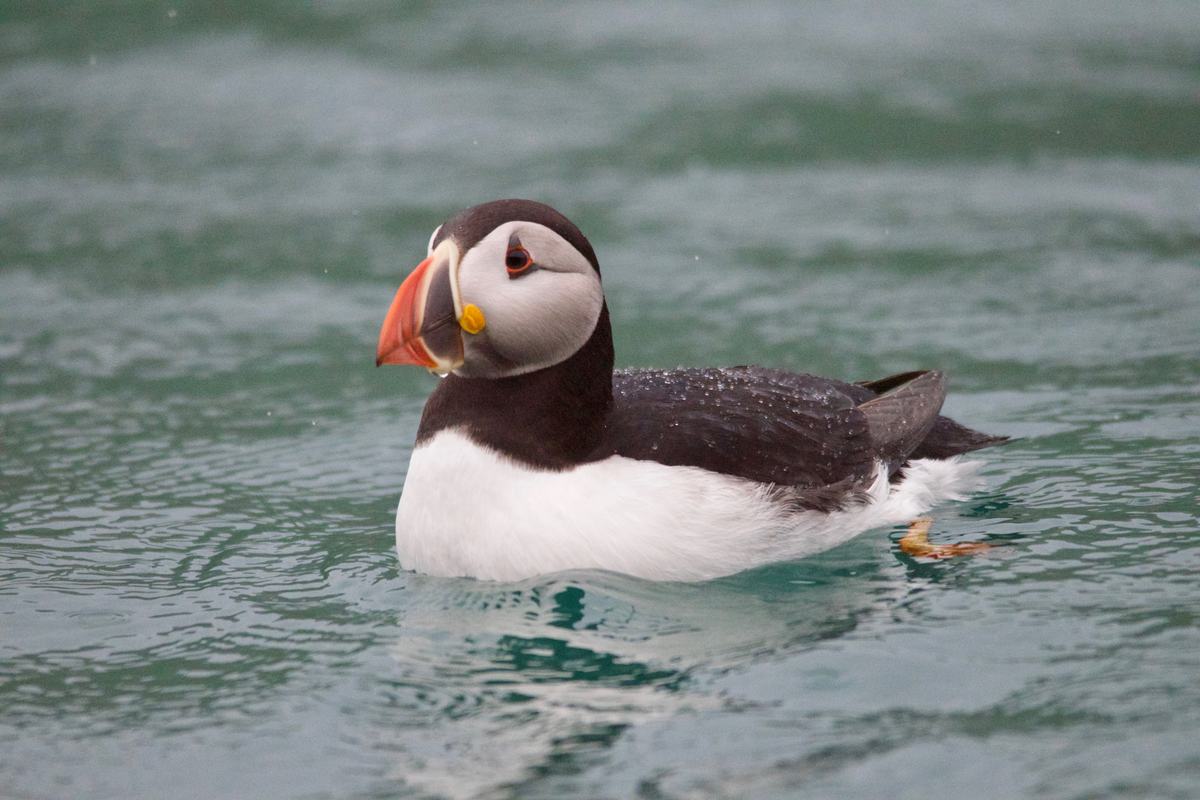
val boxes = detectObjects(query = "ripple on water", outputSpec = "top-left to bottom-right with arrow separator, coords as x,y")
3,2 -> 1200,798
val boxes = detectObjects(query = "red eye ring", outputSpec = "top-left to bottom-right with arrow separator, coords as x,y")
505,245 -> 533,277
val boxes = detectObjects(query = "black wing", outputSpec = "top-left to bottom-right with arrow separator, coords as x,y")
597,366 -> 877,490
595,367 -> 1004,505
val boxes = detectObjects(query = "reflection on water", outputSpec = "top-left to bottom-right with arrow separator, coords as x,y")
368,553 -> 897,796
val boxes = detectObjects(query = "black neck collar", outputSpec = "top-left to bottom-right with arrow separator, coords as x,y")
415,304 -> 615,468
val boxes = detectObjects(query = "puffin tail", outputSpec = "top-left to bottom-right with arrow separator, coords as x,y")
910,417 -> 1010,460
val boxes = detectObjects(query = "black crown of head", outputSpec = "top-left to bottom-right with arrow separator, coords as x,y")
432,199 -> 600,274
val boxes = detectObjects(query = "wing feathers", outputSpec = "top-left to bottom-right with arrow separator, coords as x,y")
857,370 -> 946,466
599,367 -> 1004,504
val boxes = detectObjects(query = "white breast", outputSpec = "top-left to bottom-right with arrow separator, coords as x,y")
395,429 -> 982,582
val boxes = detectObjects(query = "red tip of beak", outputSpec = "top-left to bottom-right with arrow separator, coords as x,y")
376,257 -> 437,368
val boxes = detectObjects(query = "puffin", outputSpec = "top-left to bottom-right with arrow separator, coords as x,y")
376,199 -> 1007,582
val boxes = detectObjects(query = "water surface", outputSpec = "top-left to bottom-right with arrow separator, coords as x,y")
3,3 -> 1199,798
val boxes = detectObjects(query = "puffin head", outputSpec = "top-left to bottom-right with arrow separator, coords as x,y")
376,199 -> 604,379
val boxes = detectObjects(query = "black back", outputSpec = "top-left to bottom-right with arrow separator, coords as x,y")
598,367 -> 876,488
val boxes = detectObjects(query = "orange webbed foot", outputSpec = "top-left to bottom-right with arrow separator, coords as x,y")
899,517 -> 994,559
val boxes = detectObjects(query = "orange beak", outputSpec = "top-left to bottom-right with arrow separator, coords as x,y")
376,247 -> 465,373
376,256 -> 437,367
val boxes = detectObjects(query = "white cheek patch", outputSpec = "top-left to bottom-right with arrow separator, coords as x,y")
456,222 -> 604,377
486,270 -> 602,370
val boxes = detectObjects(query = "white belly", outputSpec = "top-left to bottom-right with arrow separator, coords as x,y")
395,429 -> 981,582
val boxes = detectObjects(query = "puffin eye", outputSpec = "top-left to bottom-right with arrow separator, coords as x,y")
505,245 -> 534,278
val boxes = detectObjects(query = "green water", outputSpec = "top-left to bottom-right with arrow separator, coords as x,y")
3,3 -> 1199,798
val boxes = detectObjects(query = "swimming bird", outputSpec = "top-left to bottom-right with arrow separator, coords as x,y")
376,199 -> 1006,582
